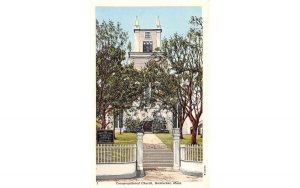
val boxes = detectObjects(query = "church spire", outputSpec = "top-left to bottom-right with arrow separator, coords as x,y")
156,16 -> 161,29
134,16 -> 140,29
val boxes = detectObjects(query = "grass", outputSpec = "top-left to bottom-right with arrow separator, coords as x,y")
98,132 -> 202,146
114,132 -> 137,144
155,133 -> 173,148
181,134 -> 202,145
155,133 -> 202,149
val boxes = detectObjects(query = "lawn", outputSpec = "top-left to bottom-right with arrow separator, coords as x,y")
155,133 -> 202,149
181,134 -> 202,145
114,132 -> 137,144
99,132 -> 201,146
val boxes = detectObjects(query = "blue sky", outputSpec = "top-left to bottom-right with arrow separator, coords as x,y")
95,6 -> 202,45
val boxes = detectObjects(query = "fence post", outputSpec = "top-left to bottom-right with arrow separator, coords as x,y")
173,128 -> 180,169
180,144 -> 186,161
137,132 -> 144,177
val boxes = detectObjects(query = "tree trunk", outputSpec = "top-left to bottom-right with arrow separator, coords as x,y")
178,105 -> 186,139
113,113 -> 118,138
101,111 -> 106,129
179,126 -> 183,139
113,123 -> 116,139
190,117 -> 199,145
191,125 -> 198,145
179,117 -> 184,139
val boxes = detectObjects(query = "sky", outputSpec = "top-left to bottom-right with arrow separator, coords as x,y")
95,6 -> 202,46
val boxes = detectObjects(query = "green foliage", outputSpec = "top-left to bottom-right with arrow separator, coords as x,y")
127,41 -> 132,52
96,19 -> 146,129
152,111 -> 167,133
141,54 -> 178,112
114,133 -> 137,144
140,17 -> 204,138
161,16 -> 203,144
124,117 -> 141,133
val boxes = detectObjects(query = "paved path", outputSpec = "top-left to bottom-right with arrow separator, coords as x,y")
143,133 -> 163,144
143,133 -> 168,149
99,168 -> 201,182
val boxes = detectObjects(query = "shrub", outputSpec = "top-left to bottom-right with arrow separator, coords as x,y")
152,112 -> 167,133
124,117 -> 141,133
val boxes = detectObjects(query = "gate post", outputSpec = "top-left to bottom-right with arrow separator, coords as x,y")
173,128 -> 180,169
137,132 -> 144,177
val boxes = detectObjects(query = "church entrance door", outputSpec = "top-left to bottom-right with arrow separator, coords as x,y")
143,121 -> 153,133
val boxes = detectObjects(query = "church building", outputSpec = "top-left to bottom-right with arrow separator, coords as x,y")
114,17 -> 194,134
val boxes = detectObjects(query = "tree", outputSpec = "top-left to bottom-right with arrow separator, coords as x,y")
152,111 -> 167,133
96,20 -> 144,129
162,16 -> 203,144
142,54 -> 187,139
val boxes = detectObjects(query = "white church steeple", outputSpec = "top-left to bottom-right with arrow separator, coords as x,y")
131,16 -> 162,65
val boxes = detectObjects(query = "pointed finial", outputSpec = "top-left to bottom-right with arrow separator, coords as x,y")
156,16 -> 161,28
134,16 -> 139,29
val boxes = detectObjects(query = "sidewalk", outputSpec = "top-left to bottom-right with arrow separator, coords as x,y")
143,133 -> 163,144
143,133 -> 168,149
99,167 -> 201,182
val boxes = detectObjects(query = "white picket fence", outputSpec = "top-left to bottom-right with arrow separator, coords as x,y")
180,144 -> 203,162
96,144 -> 137,163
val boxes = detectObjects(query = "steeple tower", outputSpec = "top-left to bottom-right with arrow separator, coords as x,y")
134,16 -> 140,29
130,16 -> 162,69
156,16 -> 161,29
